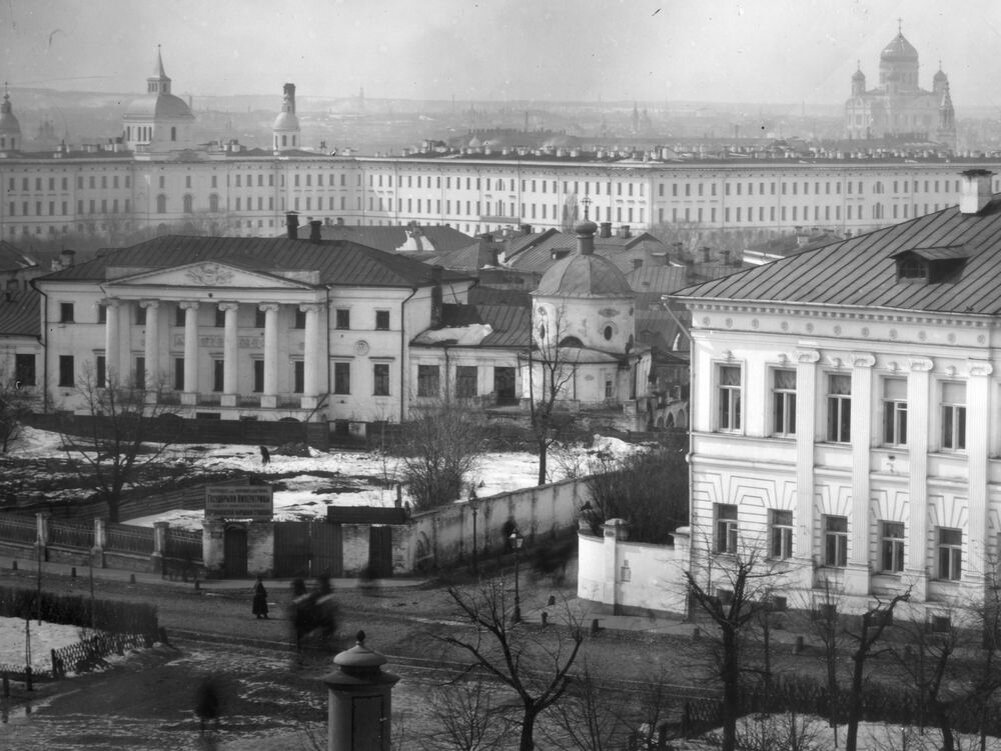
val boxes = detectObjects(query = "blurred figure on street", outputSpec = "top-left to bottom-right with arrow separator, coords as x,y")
252,575 -> 269,619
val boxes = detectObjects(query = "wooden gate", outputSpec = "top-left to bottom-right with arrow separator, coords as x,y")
224,526 -> 248,578
368,526 -> 394,578
274,521 -> 343,578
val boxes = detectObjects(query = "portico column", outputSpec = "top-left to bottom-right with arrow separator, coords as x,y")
103,299 -> 120,386
301,303 -> 321,408
140,300 -> 160,390
180,301 -> 199,406
846,352 -> 876,597
906,357 -> 932,599
260,303 -> 279,409
220,302 -> 239,407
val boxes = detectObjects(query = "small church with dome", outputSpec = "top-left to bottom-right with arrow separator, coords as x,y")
523,211 -> 651,408
844,23 -> 955,144
122,47 -> 196,152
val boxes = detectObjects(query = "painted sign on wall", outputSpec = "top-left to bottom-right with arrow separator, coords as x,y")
205,486 -> 274,521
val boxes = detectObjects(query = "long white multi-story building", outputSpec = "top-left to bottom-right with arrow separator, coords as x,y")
0,49 -> 997,244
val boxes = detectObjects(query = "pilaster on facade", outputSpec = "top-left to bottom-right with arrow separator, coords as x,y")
300,302 -> 323,408
905,356 -> 933,599
846,352 -> 875,597
794,348 -> 820,569
140,300 -> 160,390
103,299 -> 121,385
967,360 -> 993,578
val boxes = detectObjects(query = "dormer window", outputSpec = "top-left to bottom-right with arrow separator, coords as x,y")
892,246 -> 968,284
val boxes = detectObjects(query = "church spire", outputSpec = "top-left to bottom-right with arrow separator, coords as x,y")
147,46 -> 171,95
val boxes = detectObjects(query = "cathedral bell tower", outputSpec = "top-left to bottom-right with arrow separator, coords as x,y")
272,83 -> 301,153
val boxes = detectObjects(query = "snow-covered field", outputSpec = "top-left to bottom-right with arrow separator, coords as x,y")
8,427 -> 636,531
0,616 -> 83,672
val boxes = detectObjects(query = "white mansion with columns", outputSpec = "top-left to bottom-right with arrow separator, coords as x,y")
674,170 -> 1001,618
33,220 -> 473,424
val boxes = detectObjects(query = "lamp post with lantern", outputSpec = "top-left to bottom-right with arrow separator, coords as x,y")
510,530 -> 524,623
469,489 -> 479,575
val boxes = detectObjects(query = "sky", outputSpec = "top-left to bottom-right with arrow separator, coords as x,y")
2,0 -> 1001,108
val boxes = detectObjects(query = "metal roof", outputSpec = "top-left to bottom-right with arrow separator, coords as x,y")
37,235 -> 471,289
673,200 -> 1001,315
0,288 -> 40,337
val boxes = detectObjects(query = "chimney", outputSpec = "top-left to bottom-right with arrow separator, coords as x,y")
309,220 -> 322,244
700,247 -> 711,263
60,249 -> 76,268
599,222 -> 612,238
286,212 -> 299,240
721,250 -> 730,265
520,223 -> 533,235
621,225 -> 631,239
576,220 -> 596,256
960,169 -> 994,215
336,217 -> 345,226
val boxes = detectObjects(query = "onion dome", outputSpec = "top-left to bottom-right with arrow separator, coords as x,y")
852,67 -> 866,82
933,67 -> 947,84
881,32 -> 918,61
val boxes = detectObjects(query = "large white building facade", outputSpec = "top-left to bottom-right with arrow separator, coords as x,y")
0,49 -> 996,244
675,170 -> 1001,618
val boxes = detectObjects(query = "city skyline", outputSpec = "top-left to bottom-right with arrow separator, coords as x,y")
1,0 -> 1000,109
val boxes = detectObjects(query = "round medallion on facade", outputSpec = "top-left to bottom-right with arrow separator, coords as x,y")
978,334 -> 986,344
918,331 -> 927,341
354,340 -> 370,356
752,319 -> 759,329
726,318 -> 733,328
806,323 -> 814,333
780,321 -> 789,331
702,316 -> 711,327
861,327 -> 870,337
890,329 -> 898,339
834,325 -> 842,335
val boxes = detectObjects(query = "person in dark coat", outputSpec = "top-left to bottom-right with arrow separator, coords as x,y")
259,445 -> 271,465
252,575 -> 269,619
195,676 -> 221,734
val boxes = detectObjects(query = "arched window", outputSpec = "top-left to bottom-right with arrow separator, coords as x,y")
559,336 -> 584,348
156,194 -> 167,214
182,194 -> 193,214
209,193 -> 219,212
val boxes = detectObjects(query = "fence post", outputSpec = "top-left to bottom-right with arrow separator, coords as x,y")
152,522 -> 168,575
92,518 -> 106,569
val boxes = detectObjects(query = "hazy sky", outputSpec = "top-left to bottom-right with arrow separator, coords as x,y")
2,0 -> 1000,108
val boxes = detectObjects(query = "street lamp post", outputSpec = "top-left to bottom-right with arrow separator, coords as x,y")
469,489 -> 479,575
510,531 -> 524,623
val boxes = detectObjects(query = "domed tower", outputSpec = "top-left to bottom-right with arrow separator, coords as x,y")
851,64 -> 866,98
529,214 -> 646,405
0,84 -> 22,152
933,63 -> 948,96
937,80 -> 956,143
879,24 -> 919,95
122,47 -> 195,152
272,83 -> 301,153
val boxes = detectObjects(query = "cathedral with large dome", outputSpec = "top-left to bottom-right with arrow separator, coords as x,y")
844,24 -> 955,145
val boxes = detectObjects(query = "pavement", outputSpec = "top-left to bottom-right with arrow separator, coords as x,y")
0,551 -> 808,646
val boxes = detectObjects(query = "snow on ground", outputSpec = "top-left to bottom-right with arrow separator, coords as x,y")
0,616 -> 82,672
11,427 -> 641,532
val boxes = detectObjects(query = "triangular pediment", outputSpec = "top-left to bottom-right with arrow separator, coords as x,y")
106,262 -> 316,290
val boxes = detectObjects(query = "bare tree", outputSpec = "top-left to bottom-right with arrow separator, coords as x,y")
398,401 -> 485,512
437,580 -> 584,751
0,362 -> 35,452
545,660 -> 627,750
582,433 -> 688,542
419,678 -> 503,751
61,367 -> 181,522
843,592 -> 910,751
685,541 -> 791,751
526,305 -> 577,486
808,577 -> 845,745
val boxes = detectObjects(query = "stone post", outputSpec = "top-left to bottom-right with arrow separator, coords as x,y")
202,519 -> 226,577
602,518 -> 629,612
152,521 -> 169,575
92,517 -> 106,568
34,512 -> 48,563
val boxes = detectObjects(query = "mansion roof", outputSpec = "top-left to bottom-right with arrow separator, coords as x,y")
39,235 -> 469,289
674,197 -> 1001,316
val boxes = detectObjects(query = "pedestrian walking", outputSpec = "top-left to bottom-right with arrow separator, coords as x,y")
252,575 -> 269,619
195,676 -> 221,735
502,517 -> 517,552
259,445 -> 270,465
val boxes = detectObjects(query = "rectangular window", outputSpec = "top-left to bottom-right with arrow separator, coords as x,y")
97,304 -> 107,324
14,353 -> 35,386
174,358 -> 185,390
135,306 -> 146,326
882,377 -> 907,446
941,382 -> 966,451
252,360 -> 264,393
292,361 -> 304,393
373,363 -> 390,396
59,302 -> 74,323
293,309 -> 307,329
826,374 -> 852,442
417,364 -> 440,397
772,369 -> 796,436
880,521 -> 905,573
335,309 -> 350,329
254,308 -> 266,328
58,355 -> 74,387
717,365 -> 741,431
135,357 -> 146,389
938,528 -> 962,580
715,503 -> 739,554
213,360 -> 224,392
214,308 -> 226,327
375,310 -> 390,330
334,362 -> 351,394
824,515 -> 848,567
770,510 -> 793,559
455,366 -> 477,398
96,355 -> 106,388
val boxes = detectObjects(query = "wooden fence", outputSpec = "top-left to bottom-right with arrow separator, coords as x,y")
50,631 -> 154,678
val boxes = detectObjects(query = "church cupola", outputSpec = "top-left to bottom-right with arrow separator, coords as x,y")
272,83 -> 301,153
0,84 -> 22,152
851,63 -> 866,97
122,47 -> 195,152
879,21 -> 919,95
933,63 -> 948,96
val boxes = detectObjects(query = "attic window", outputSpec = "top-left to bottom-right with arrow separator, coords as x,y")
892,246 -> 968,285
